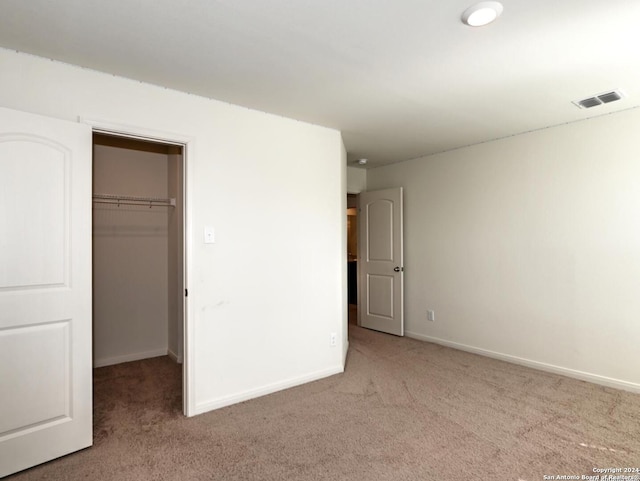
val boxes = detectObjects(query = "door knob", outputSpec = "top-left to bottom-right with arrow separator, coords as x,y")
394,266 -> 403,272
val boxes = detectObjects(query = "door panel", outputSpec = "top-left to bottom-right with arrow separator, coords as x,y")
0,137 -> 68,288
367,200 -> 394,261
367,274 -> 394,318
359,187 -> 403,336
0,321 -> 70,436
0,107 -> 92,477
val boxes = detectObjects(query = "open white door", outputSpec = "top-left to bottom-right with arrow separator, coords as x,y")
0,107 -> 92,477
358,187 -> 404,336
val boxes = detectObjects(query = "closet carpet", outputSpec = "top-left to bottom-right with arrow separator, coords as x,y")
9,326 -> 640,481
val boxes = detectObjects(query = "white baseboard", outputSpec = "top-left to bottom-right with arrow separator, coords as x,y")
193,365 -> 344,416
405,331 -> 640,394
168,348 -> 183,364
93,348 -> 169,368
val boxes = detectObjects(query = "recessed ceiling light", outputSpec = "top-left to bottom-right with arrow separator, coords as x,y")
462,2 -> 503,27
358,158 -> 368,165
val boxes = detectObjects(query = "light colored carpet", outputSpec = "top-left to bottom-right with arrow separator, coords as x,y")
8,325 -> 640,480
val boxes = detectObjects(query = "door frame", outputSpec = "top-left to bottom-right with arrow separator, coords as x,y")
81,117 -> 195,416
346,193 -> 360,327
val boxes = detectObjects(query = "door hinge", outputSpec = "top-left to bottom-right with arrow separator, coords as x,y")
185,289 -> 188,297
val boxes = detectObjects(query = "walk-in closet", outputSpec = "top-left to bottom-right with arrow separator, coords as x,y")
92,133 -> 184,373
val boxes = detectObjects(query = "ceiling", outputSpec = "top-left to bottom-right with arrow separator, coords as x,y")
1,0 -> 639,168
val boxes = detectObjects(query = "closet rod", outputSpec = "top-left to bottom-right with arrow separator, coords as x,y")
92,193 -> 176,207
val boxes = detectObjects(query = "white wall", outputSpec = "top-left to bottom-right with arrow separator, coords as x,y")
92,139 -> 172,366
347,166 -> 366,193
0,48 -> 345,415
367,107 -> 640,392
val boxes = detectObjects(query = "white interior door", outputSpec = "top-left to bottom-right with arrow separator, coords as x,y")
358,187 -> 404,336
0,107 -> 92,477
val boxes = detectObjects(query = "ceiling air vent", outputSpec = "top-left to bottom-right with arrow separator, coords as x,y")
573,89 -> 625,109
597,91 -> 622,104
578,97 -> 602,109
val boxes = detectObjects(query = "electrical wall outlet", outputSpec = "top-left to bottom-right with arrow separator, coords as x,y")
427,310 -> 435,322
330,332 -> 337,347
204,226 -> 215,244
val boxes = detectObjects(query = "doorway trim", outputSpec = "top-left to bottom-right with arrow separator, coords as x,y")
80,117 -> 195,417
346,193 -> 360,328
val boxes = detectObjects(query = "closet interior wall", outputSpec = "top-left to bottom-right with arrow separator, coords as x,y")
92,134 -> 183,367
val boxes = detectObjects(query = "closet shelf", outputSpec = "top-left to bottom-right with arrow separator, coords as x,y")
92,193 -> 176,207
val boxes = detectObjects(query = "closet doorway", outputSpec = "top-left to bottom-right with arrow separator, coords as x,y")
92,133 -> 185,411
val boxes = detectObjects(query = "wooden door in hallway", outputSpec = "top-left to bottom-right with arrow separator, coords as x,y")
358,187 -> 404,336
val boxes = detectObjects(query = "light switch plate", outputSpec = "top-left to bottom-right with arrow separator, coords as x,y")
204,226 -> 215,244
